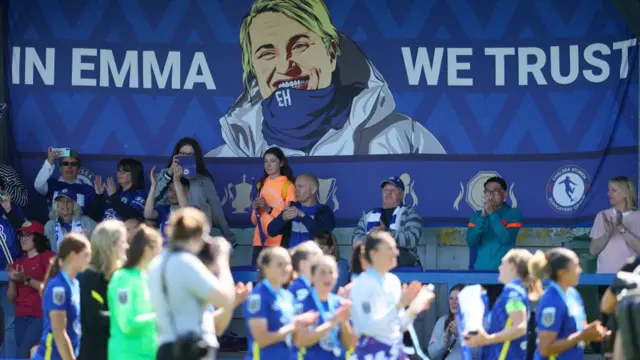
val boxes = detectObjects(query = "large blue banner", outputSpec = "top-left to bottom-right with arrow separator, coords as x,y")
5,0 -> 639,226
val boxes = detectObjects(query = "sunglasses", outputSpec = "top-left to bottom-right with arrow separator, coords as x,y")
62,161 -> 79,167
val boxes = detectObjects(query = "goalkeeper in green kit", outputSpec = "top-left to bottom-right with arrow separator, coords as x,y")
107,225 -> 163,360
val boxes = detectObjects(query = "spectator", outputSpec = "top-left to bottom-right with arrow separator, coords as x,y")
154,137 -> 235,246
147,208 -> 235,360
267,173 -> 335,249
144,167 -> 189,242
590,175 -> 640,272
466,176 -> 522,305
108,224 -> 163,360
0,191 -> 26,268
352,176 -> 423,267
78,220 -> 129,360
588,175 -> 639,355
0,164 -> 28,207
251,147 -> 296,264
314,232 -> 350,292
6,221 -> 54,359
44,189 -> 97,252
32,233 -> 92,360
428,284 -> 465,360
92,158 -> 147,222
34,147 -> 94,211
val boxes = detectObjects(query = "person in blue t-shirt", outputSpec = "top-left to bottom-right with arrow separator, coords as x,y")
143,166 -> 189,243
34,148 -> 95,212
244,246 -> 318,360
91,158 -> 147,222
529,248 -> 608,360
464,249 -> 543,359
294,255 -> 355,360
33,233 -> 91,360
289,241 -> 324,301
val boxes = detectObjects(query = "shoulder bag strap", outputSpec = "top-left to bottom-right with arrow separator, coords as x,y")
161,254 -> 180,335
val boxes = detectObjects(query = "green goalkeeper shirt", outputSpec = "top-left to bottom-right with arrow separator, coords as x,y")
107,267 -> 157,360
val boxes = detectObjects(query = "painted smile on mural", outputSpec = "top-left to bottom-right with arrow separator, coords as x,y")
206,0 -> 446,158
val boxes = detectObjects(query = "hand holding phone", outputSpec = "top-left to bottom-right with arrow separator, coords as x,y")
176,155 -> 197,179
52,147 -> 71,157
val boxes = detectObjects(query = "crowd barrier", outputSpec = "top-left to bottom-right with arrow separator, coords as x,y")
229,267 -> 616,291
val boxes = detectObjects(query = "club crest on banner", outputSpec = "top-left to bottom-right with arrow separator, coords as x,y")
453,171 -> 518,211
220,175 -> 254,214
317,177 -> 339,211
546,165 -> 591,214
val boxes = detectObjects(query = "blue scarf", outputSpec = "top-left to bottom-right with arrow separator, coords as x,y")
289,202 -> 322,249
261,85 -> 351,153
103,189 -> 147,220
365,206 -> 404,232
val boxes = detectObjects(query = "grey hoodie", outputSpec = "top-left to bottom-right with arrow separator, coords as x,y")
205,34 -> 445,157
154,169 -> 235,244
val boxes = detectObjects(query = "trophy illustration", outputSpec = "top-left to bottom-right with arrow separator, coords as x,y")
400,173 -> 418,208
317,177 -> 339,212
220,175 -> 254,214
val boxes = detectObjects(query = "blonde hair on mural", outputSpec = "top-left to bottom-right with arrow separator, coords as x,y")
239,0 -> 341,88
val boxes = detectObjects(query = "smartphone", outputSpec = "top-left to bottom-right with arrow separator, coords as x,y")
52,147 -> 71,157
176,155 -> 197,179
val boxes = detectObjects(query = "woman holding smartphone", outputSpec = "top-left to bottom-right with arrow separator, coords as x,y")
153,137 -> 235,246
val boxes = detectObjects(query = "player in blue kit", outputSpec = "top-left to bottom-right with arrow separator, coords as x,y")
244,246 -> 319,360
529,248 -> 608,360
294,255 -> 355,360
33,233 -> 92,360
288,241 -> 324,301
464,249 -> 542,359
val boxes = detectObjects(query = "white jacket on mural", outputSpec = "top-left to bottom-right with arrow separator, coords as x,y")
205,35 -> 446,158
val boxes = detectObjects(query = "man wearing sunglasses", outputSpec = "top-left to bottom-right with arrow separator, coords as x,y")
34,147 -> 95,213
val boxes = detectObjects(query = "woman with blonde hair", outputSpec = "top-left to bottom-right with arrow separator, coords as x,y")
589,175 -> 640,273
77,219 -> 129,360
464,249 -> 542,359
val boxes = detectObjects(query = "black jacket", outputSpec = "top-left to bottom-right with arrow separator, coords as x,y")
267,202 -> 335,248
78,268 -> 110,360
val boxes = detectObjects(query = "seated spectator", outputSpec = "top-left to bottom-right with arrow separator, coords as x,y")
314,232 -> 349,292
0,164 -> 29,207
267,173 -> 335,248
153,137 -> 235,246
351,176 -> 422,267
34,147 -> 94,211
466,176 -> 521,305
91,158 -> 147,222
0,191 -> 27,267
428,284 -> 466,360
6,221 -> 54,358
144,166 -> 189,241
44,189 -> 97,252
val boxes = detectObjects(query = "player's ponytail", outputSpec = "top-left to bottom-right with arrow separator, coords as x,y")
42,255 -> 62,295
41,233 -> 90,295
527,250 -> 549,284
505,249 -> 543,301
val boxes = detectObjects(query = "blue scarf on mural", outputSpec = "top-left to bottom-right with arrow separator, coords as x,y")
261,84 -> 352,153
289,202 -> 322,249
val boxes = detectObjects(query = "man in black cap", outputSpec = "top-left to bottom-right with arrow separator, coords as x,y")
351,176 -> 423,267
